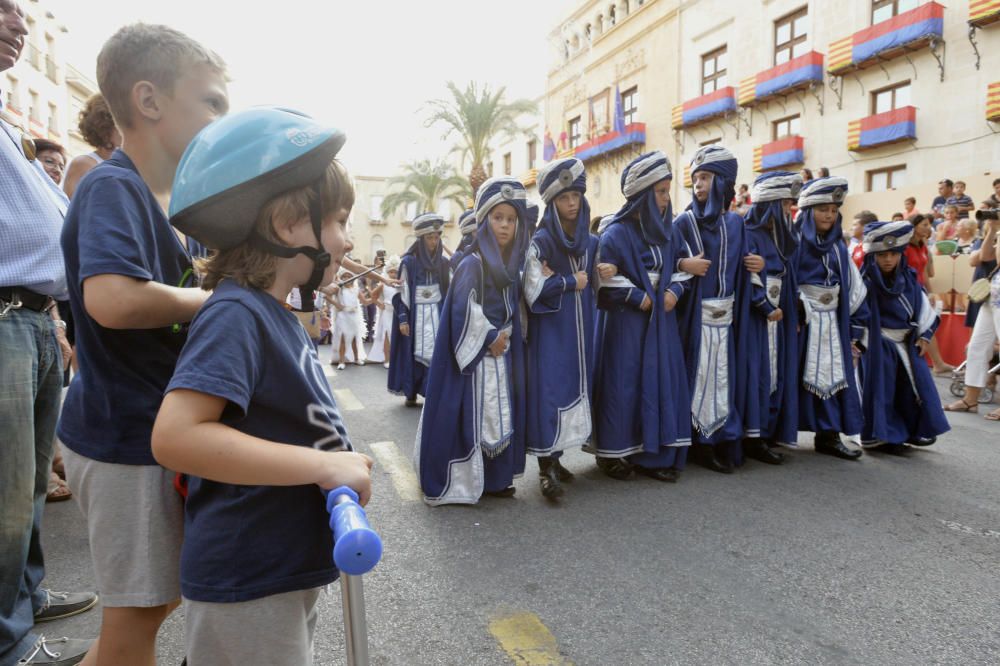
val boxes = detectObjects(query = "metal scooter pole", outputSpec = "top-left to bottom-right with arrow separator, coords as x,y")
325,487 -> 383,666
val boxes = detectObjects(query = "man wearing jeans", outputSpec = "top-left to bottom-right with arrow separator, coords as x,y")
0,2 -> 96,665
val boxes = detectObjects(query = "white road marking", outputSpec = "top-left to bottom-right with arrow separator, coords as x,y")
370,440 -> 422,502
333,388 -> 364,411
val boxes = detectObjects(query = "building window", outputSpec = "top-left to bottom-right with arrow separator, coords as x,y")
772,114 -> 801,140
774,7 -> 808,65
871,81 -> 911,115
436,198 -> 451,219
4,76 -> 18,110
621,86 -> 638,125
487,161 -> 494,177
568,116 -> 582,149
47,102 -> 58,133
609,5 -> 616,25
405,201 -> 418,221
872,0 -> 918,25
29,90 -> 40,122
867,165 -> 906,192
370,234 -> 385,260
526,139 -> 537,170
503,152 -> 512,175
701,46 -> 728,95
369,195 -> 384,221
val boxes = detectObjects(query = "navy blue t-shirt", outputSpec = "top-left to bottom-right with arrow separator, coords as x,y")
166,280 -> 353,603
59,150 -> 194,465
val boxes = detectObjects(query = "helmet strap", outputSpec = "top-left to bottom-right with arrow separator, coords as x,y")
247,182 -> 330,312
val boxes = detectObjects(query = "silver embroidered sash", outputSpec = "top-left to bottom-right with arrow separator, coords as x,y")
882,328 -> 919,400
766,277 -> 782,395
647,272 -> 661,291
800,284 -> 847,399
414,284 -> 442,366
692,296 -> 735,436
474,325 -> 514,458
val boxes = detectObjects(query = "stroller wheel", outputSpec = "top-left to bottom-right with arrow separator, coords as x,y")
979,388 -> 994,404
950,381 -> 966,398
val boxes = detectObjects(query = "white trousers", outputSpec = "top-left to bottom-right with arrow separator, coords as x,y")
966,301 -> 1000,388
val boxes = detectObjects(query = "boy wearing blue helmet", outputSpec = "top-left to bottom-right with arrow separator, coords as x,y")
58,24 -> 227,665
152,108 -> 373,664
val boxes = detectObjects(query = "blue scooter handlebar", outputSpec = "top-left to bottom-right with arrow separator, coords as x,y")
325,487 -> 383,576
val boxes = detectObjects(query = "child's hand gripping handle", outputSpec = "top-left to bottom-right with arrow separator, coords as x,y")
325,487 -> 383,576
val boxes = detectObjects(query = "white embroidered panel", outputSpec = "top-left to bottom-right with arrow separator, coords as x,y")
881,328 -> 919,399
474,349 -> 514,458
800,284 -> 847,398
766,277 -> 783,395
692,296 -> 735,435
523,243 -> 547,308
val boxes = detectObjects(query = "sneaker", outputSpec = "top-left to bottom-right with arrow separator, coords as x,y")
17,636 -> 92,665
337,363 -> 346,371
34,590 -> 98,623
354,359 -> 365,366
383,362 -> 390,369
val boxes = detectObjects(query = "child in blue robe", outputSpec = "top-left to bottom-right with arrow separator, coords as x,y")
741,171 -> 803,465
671,145 -> 764,474
590,151 -> 691,483
523,158 -> 598,498
859,221 -> 950,453
791,177 -> 869,459
414,177 -> 529,504
388,213 -> 451,406
449,209 -> 477,271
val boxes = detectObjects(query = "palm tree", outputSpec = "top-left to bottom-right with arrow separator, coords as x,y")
380,159 -> 471,221
424,81 -> 538,195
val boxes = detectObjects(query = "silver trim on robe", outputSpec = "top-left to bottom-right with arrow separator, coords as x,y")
881,328 -> 920,400
475,325 -> 514,459
766,277 -> 783,395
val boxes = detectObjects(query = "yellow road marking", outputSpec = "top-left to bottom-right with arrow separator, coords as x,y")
333,388 -> 364,411
369,441 -> 422,502
488,612 -> 573,665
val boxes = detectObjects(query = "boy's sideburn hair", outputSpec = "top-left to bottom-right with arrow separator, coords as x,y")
96,23 -> 227,130
197,160 -> 355,291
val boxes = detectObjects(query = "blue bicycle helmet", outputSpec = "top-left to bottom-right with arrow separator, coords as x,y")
170,107 -> 347,295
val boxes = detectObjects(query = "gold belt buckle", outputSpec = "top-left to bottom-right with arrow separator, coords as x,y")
768,285 -> 780,300
819,293 -> 834,305
422,289 -> 432,299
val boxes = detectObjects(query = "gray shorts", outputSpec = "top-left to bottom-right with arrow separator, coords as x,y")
62,446 -> 183,607
183,588 -> 321,666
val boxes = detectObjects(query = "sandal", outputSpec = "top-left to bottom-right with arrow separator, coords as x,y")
984,409 -> 1000,422
944,399 -> 978,413
46,473 -> 72,502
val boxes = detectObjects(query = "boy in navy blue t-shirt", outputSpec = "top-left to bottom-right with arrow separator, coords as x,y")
58,24 -> 228,664
152,108 -> 372,665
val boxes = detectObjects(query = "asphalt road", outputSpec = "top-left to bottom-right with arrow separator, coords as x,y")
39,344 -> 1000,665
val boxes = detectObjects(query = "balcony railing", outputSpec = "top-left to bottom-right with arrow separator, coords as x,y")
26,43 -> 42,69
753,136 -> 805,172
671,87 -> 737,130
574,123 -> 646,163
828,2 -> 944,76
987,82 -> 1000,123
848,106 -> 917,151
739,52 -> 824,107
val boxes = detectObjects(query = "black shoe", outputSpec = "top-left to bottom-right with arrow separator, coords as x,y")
745,439 -> 786,465
17,636 -> 93,665
484,486 -> 516,498
596,457 -> 634,480
404,397 -> 419,408
907,436 -> 936,447
552,458 -> 575,482
704,452 -> 735,474
872,443 -> 910,456
537,458 -> 564,499
34,590 -> 99,623
635,466 -> 679,483
815,433 -> 863,460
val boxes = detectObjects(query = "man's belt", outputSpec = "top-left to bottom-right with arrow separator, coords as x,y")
0,286 -> 53,312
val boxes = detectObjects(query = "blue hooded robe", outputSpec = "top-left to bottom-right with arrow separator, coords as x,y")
414,178 -> 529,504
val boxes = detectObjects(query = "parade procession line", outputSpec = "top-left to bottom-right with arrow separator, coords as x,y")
488,611 -> 573,665
369,440 -> 423,502
333,387 -> 365,411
